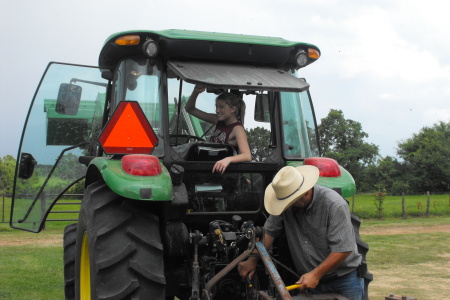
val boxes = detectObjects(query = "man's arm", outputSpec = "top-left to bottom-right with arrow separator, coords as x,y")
296,251 -> 351,290
237,233 -> 274,279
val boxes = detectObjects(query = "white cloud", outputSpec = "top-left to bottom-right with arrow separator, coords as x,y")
424,108 -> 450,124
379,93 -> 396,100
326,6 -> 448,83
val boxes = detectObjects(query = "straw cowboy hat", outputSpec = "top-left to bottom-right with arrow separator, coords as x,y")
264,165 -> 320,215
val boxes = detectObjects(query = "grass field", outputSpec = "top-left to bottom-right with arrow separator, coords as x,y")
0,222 -> 69,300
351,193 -> 450,219
1,217 -> 449,300
360,217 -> 450,300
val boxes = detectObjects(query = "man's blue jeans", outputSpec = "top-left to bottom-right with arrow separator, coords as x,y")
310,270 -> 364,300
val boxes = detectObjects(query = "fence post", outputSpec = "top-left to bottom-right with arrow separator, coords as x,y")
41,192 -> 46,231
352,195 -> 355,213
402,192 -> 406,219
426,191 -> 430,217
1,194 -> 5,223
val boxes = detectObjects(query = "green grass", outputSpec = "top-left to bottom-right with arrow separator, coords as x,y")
360,217 -> 450,300
0,224 -> 66,300
0,246 -> 63,300
350,193 -> 450,219
1,195 -> 81,229
364,232 -> 448,266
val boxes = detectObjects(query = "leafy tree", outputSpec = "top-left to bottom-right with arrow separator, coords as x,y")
397,121 -> 450,193
0,155 -> 16,193
246,127 -> 272,162
318,109 -> 379,190
373,191 -> 386,220
364,156 -> 408,194
52,153 -> 86,180
67,180 -> 85,194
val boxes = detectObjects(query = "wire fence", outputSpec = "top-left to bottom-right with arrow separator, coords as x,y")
1,193 -> 82,223
350,192 -> 450,219
2,192 -> 449,223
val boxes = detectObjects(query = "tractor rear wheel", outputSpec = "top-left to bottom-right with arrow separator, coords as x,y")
63,223 -> 77,300
74,181 -> 165,299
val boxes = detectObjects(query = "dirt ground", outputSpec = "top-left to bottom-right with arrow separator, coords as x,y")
2,224 -> 449,299
360,223 -> 450,235
0,233 -> 62,246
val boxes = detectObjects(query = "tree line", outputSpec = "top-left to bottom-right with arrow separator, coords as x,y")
0,153 -> 86,195
318,109 -> 449,194
247,109 -> 449,195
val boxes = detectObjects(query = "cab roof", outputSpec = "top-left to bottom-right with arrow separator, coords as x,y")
104,29 -> 317,47
99,29 -> 320,70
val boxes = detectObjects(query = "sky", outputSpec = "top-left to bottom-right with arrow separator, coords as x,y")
1,0 -> 449,159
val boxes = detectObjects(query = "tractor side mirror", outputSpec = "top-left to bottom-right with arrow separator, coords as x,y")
254,94 -> 270,122
18,153 -> 37,179
56,83 -> 82,115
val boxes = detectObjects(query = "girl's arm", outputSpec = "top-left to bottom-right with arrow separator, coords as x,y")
185,86 -> 217,124
212,126 -> 251,173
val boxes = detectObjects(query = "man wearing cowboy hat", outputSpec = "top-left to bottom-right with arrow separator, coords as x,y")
238,165 -> 364,300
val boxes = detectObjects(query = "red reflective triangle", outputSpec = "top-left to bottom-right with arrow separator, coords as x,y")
99,101 -> 158,154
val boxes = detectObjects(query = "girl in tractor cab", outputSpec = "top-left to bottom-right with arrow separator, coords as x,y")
185,85 -> 251,173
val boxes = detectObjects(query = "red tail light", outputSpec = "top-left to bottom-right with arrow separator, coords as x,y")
122,154 -> 162,176
305,157 -> 341,177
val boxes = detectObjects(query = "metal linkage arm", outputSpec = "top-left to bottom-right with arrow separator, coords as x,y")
255,241 -> 293,300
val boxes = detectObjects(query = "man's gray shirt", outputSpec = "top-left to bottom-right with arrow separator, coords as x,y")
264,185 -> 361,277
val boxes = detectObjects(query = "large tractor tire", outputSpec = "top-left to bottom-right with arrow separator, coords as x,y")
64,223 -> 78,300
351,214 -> 373,300
75,181 -> 166,299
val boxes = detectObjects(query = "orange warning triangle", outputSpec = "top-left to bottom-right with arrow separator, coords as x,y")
99,101 -> 158,154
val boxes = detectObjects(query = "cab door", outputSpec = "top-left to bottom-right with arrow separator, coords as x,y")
11,62 -> 108,232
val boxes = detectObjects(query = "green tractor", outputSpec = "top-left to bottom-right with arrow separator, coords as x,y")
11,30 -> 371,299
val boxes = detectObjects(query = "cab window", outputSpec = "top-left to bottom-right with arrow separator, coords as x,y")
112,58 -> 163,155
280,90 -> 319,159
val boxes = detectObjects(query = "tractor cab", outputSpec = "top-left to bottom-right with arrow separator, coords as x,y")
11,30 -> 351,232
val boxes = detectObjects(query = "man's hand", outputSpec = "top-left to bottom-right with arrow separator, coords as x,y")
238,234 -> 274,280
295,251 -> 351,290
238,259 -> 258,279
296,272 -> 320,290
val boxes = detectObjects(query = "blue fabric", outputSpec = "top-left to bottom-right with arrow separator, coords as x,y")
310,270 -> 364,300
